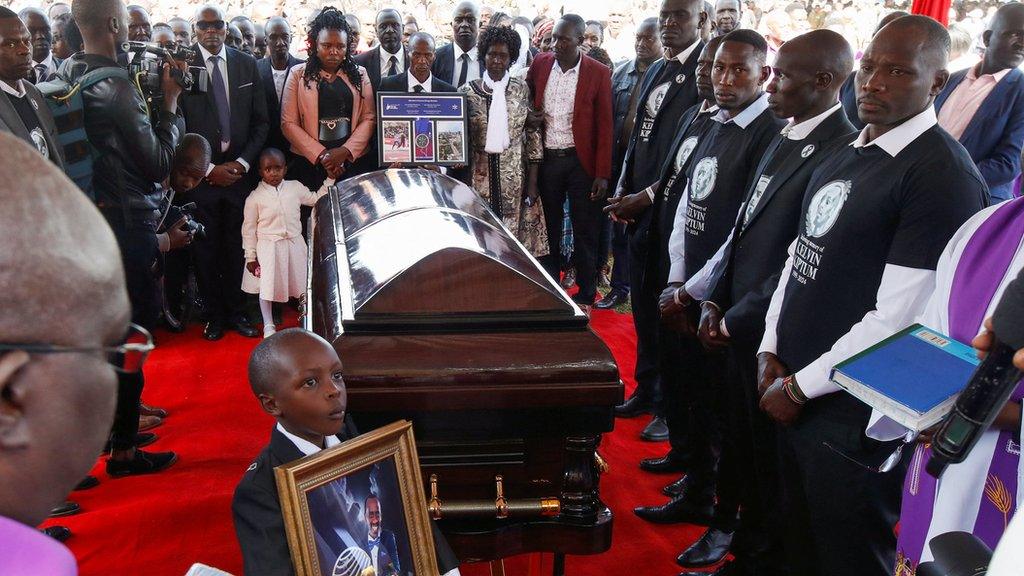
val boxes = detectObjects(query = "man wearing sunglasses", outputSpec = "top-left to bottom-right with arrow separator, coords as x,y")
0,132 -> 143,563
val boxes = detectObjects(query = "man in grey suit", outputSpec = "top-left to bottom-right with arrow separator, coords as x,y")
0,9 -> 64,170
17,7 -> 61,83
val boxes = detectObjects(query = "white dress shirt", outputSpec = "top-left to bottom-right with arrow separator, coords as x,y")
0,78 -> 26,98
32,53 -> 54,80
758,106 -> 943,400
271,67 -> 288,102
542,54 -> 582,150
665,93 -> 771,286
408,72 -> 432,92
452,42 -> 480,86
198,44 -> 250,173
380,46 -> 405,76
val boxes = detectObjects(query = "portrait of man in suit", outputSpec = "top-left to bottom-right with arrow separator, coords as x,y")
362,494 -> 400,576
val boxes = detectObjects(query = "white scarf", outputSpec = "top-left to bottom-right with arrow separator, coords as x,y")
483,71 -> 511,154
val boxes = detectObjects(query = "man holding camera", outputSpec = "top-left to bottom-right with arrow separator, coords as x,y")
180,4 -> 268,341
67,0 -> 184,476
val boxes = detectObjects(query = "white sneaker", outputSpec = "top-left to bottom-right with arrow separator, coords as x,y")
263,324 -> 276,338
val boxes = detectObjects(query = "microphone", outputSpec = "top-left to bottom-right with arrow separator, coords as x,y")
915,531 -> 992,576
927,268 -> 1024,478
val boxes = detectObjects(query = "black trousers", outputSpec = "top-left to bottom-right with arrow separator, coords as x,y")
721,343 -> 787,573
104,215 -> 158,450
598,218 -> 630,295
192,183 -> 248,325
777,394 -> 910,576
625,226 -> 662,411
538,153 -> 602,304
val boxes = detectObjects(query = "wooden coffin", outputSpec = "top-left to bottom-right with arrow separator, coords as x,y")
305,169 -> 623,563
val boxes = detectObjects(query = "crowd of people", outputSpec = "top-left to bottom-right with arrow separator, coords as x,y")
2,0 -> 1024,575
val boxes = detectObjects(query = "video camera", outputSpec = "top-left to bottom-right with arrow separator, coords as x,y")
122,41 -> 207,101
158,201 -> 206,240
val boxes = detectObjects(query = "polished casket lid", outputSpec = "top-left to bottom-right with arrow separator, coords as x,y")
312,169 -> 585,331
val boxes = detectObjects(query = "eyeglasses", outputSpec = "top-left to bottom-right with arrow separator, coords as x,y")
0,323 -> 155,374
195,20 -> 226,31
822,438 -> 910,474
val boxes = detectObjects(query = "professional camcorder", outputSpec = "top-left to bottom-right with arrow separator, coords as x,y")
159,201 -> 206,240
122,41 -> 207,100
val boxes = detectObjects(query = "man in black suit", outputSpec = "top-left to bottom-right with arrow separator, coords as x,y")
603,0 -> 706,445
0,10 -> 64,170
351,8 -> 409,176
257,17 -> 302,157
379,32 -> 456,93
180,4 -> 268,340
677,30 -> 856,576
17,7 -> 60,83
433,1 -> 484,89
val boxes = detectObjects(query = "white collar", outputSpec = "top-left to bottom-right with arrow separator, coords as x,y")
674,39 -> 700,66
0,79 -> 26,99
453,42 -> 478,61
699,101 -> 719,114
32,53 -> 53,70
850,105 -> 937,157
408,71 -> 432,91
783,102 -> 841,141
713,92 -> 770,128
380,45 -> 403,63
198,44 -> 227,62
551,53 -> 582,75
276,423 -> 341,457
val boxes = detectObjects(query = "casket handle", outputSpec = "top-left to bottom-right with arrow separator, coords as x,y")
594,452 -> 610,474
427,474 -> 560,520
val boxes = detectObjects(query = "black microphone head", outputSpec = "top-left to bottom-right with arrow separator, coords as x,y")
993,267 -> 1024,350
928,531 -> 992,575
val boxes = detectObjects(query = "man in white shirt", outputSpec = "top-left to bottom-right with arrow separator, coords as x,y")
17,7 -> 59,83
379,32 -> 457,94
433,1 -> 484,89
353,9 -> 408,90
257,16 -> 303,157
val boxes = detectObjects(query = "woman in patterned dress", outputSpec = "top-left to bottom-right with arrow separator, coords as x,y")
461,25 -> 548,257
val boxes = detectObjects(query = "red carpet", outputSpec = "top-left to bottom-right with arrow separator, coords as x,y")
47,309 -> 706,575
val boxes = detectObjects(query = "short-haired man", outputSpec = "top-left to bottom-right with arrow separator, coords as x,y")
18,7 -> 59,83
354,9 -> 408,90
253,21 -> 266,59
757,17 -> 987,575
363,494 -> 400,575
168,16 -> 191,45
126,5 -> 152,42
583,19 -> 603,54
0,131 -> 132,573
257,16 -> 303,156
151,23 -> 175,49
526,14 -> 613,313
344,13 -> 361,55
50,12 -> 78,59
380,32 -> 457,93
935,2 -> 1024,203
47,1 -> 70,21
230,15 -> 256,55
0,8 -> 65,169
713,0 -> 741,36
403,19 -> 418,48
433,1 -> 484,89
683,29 -> 858,576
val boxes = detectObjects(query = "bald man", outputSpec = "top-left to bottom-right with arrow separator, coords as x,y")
681,30 -> 857,576
839,10 -> 908,129
18,7 -> 58,83
257,17 -> 303,156
433,1 -> 484,88
126,4 -> 151,42
0,132 -> 130,567
230,16 -> 256,55
936,2 -> 1024,203
354,9 -> 408,89
756,17 -> 987,575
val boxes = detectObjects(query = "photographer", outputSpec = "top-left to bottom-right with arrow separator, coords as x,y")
68,0 -> 183,476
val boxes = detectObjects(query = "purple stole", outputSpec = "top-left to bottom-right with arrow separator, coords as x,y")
895,198 -> 1024,574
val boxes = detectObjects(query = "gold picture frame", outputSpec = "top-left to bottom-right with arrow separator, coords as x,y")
275,420 -> 439,576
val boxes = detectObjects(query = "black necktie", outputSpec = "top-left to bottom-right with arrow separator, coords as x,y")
413,84 -> 424,92
386,55 -> 398,76
456,54 -> 469,87
33,63 -> 46,83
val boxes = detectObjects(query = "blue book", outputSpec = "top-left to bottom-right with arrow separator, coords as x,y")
830,324 -> 980,430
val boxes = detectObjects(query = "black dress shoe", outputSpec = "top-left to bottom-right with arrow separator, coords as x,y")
42,526 -> 72,543
615,393 -> 653,418
106,449 -> 178,477
641,415 -> 669,441
662,475 -> 689,497
103,432 -> 158,454
203,322 -> 224,341
640,453 -> 687,473
595,291 -> 626,310
634,495 -> 714,525
233,320 -> 260,338
48,501 -> 80,518
677,527 -> 734,568
74,475 -> 99,491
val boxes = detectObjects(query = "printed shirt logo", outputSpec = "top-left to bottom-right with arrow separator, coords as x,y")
743,175 -> 772,226
689,156 -> 718,202
801,144 -> 815,158
804,180 -> 851,238
674,136 -> 699,174
29,127 -> 48,159
646,82 -> 671,117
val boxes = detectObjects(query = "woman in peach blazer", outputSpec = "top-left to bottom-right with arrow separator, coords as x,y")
281,7 -> 375,187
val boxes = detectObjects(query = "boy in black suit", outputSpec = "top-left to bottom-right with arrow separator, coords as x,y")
232,329 -> 461,576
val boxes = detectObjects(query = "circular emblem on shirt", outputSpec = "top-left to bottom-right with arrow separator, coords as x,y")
690,157 -> 718,202
804,180 -> 851,238
29,127 -> 48,159
674,136 -> 699,173
246,462 -> 257,472
646,82 -> 671,116
744,175 -> 772,225
675,74 -> 686,84
801,144 -> 815,158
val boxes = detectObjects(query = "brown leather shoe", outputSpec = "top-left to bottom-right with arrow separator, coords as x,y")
138,414 -> 163,432
140,403 -> 168,418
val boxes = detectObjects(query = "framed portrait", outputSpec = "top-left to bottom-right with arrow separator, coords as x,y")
275,420 -> 438,576
376,92 -> 468,167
